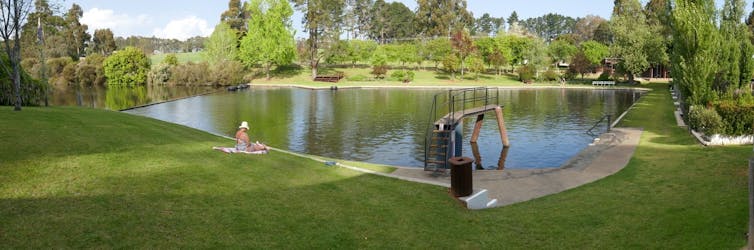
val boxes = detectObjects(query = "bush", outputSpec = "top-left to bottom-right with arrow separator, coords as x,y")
389,70 -> 415,83
103,47 -> 151,86
0,54 -> 48,106
543,69 -> 560,82
517,65 -> 536,83
688,105 -> 723,135
371,65 -> 387,79
597,70 -> 612,81
148,63 -> 172,85
46,57 -> 73,78
209,60 -> 244,86
61,63 -> 77,85
715,101 -> 754,136
76,64 -> 98,86
169,62 -> 210,85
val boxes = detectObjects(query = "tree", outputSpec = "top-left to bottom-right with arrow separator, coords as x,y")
464,54 -> 485,79
569,51 -> 592,79
450,29 -> 475,76
0,0 -> 33,111
593,21 -> 612,45
519,13 -> 576,40
671,0 -> 719,105
580,40 -> 610,65
103,46 -> 151,85
221,0 -> 249,35
610,0 -> 650,83
548,39 -> 577,64
62,3 -> 89,60
92,29 -> 116,55
573,15 -> 606,43
415,0 -> 473,37
441,54 -> 460,79
369,1 -> 414,43
507,11 -> 519,29
203,22 -> 238,65
424,37 -> 451,69
717,0 -> 752,91
292,0 -> 344,79
240,0 -> 296,80
474,13 -> 504,37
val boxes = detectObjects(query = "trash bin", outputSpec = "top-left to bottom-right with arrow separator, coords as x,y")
449,156 -> 473,197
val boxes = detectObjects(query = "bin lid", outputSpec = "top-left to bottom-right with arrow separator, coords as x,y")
448,157 -> 474,165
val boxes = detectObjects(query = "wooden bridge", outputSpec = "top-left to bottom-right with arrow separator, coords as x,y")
425,88 -> 510,171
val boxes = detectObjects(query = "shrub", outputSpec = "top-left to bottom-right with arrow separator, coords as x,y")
517,65 -> 536,83
371,65 -> 387,79
597,70 -> 611,81
61,62 -> 77,85
209,60 -> 244,86
169,62 -> 210,85
46,57 -> 73,78
715,101 -> 754,136
0,54 -> 48,106
543,69 -> 560,82
163,54 -> 179,66
148,63 -> 172,85
389,70 -> 415,83
688,105 -> 723,135
76,64 -> 98,86
103,47 -> 151,86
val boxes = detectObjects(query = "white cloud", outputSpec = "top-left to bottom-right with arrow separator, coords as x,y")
152,16 -> 213,41
81,8 -> 151,37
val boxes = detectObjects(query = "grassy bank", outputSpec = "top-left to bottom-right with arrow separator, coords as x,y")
0,82 -> 750,248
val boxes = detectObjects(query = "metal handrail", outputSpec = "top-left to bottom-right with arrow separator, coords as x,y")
424,87 -> 500,170
586,114 -> 612,136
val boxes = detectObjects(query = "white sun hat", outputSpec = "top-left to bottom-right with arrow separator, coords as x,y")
239,121 -> 250,130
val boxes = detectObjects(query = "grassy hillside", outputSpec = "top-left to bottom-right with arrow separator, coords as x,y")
0,82 -> 750,248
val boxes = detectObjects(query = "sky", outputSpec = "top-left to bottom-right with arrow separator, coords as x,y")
60,0 -> 748,41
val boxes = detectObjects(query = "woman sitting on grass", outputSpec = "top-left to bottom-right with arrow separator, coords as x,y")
236,121 -> 270,152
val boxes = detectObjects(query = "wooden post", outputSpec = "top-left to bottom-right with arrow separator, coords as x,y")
471,114 -> 484,143
746,158 -> 754,250
494,106 -> 510,147
471,142 -> 482,169
497,146 -> 510,170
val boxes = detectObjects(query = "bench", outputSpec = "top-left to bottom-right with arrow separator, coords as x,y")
592,81 -> 615,86
314,75 -> 344,83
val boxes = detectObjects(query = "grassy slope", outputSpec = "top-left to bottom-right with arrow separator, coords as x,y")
0,82 -> 750,248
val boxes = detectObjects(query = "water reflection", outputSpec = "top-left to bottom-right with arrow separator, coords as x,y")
50,84 -> 219,110
124,87 -> 642,169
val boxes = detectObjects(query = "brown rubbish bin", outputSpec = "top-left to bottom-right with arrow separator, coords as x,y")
449,157 -> 474,197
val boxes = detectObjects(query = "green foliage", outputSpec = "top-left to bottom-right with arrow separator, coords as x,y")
389,70 -> 415,82
547,39 -> 578,63
424,38 -> 452,68
597,70 -> 612,81
239,0 -> 296,79
610,0 -> 651,82
0,55 -> 48,106
715,100 -> 754,136
46,57 -> 74,78
569,51 -> 592,79
464,55 -> 485,79
103,47 -> 151,86
688,105 -> 724,135
92,29 -> 117,55
580,40 -> 610,65
517,64 -> 536,83
543,69 -> 560,82
203,23 -> 239,65
148,63 -> 173,85
169,62 -> 210,85
441,54 -> 460,78
61,62 -> 77,85
369,1 -> 415,42
671,0 -> 719,106
209,60 -> 245,86
163,54 -> 179,66
415,0 -> 473,37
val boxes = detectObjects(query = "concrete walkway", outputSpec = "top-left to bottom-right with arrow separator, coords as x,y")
390,127 -> 643,207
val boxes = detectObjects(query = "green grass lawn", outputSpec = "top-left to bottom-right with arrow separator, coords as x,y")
150,52 -> 205,66
1,82 -> 750,248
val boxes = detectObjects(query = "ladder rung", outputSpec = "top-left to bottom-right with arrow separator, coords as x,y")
433,130 -> 451,133
428,152 -> 447,156
431,137 -> 449,140
429,145 -> 448,148
426,160 -> 447,164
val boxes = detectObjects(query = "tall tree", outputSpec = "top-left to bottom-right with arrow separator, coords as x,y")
221,0 -> 249,35
415,0 -> 473,38
474,13 -> 504,37
92,29 -> 116,55
573,15 -> 606,43
292,0 -> 345,79
519,13 -> 576,40
718,0 -> 754,91
610,0 -> 650,83
240,0 -> 296,79
203,22 -> 238,65
0,0 -> 33,111
671,0 -> 719,105
369,1 -> 414,43
507,11 -> 519,29
62,3 -> 89,60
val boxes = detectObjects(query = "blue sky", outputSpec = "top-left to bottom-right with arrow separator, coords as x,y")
64,0 -> 746,40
